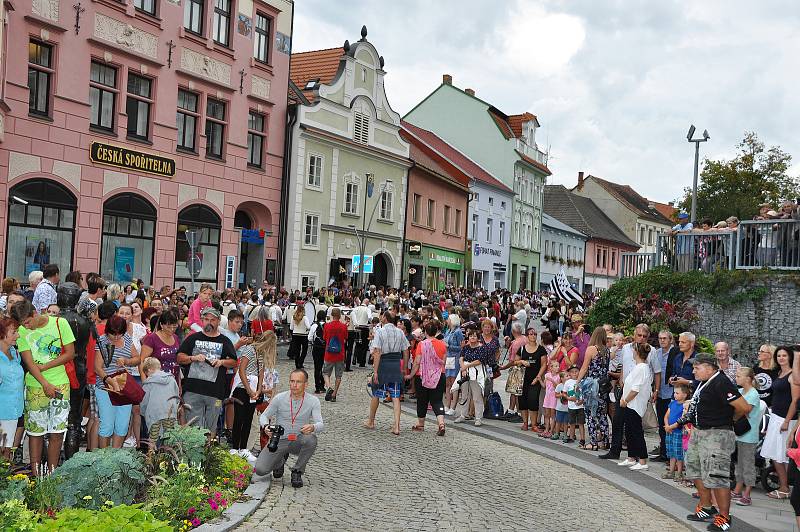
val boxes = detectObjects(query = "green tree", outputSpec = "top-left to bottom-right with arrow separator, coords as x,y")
677,132 -> 798,222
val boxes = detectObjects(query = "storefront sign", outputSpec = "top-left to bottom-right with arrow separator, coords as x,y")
351,254 -> 373,274
407,241 -> 422,255
241,229 -> 266,244
474,243 -> 502,257
427,248 -> 464,270
90,141 -> 176,177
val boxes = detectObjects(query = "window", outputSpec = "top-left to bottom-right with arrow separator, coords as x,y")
307,154 -> 322,187
544,240 -> 549,255
499,221 -> 505,245
596,249 -> 602,268
611,250 -> 616,270
101,193 -> 156,284
514,221 -> 519,243
427,199 -> 435,228
205,98 -> 226,158
353,112 -> 369,144
126,73 -> 152,140
28,40 -> 53,117
254,13 -> 271,63
639,226 -> 646,244
89,61 -> 117,132
602,248 -> 607,268
648,228 -> 654,246
212,0 -> 231,46
455,209 -> 462,236
344,178 -> 359,214
247,111 -> 265,167
380,187 -> 393,220
304,213 -> 319,247
443,205 -> 451,233
488,197 -> 494,207
471,214 -> 478,239
175,204 -> 221,283
412,194 -> 421,223
184,0 -> 204,34
300,274 -> 317,291
134,0 -> 156,16
473,192 -> 480,204
486,218 -> 492,243
559,243 -> 563,258
522,225 -> 527,247
176,89 -> 199,151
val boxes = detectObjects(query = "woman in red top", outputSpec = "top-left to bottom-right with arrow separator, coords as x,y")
406,321 -> 447,436
249,306 -> 274,336
550,332 -> 579,372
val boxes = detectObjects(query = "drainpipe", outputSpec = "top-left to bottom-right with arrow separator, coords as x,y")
276,3 -> 296,288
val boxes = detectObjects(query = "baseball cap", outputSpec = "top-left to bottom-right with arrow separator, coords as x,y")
678,212 -> 689,219
692,353 -> 718,368
201,307 -> 221,319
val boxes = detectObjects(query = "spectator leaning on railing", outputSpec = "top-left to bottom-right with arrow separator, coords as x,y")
670,212 -> 694,272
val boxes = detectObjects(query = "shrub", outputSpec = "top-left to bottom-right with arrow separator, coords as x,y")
25,474 -> 63,516
0,499 -> 38,531
160,426 -> 208,466
203,445 -> 252,492
38,504 -> 172,531
52,448 -> 146,509
145,468 -> 233,529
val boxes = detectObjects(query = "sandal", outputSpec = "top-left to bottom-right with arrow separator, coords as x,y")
437,424 -> 445,437
521,423 -> 529,431
390,429 -> 400,436
411,425 -> 424,432
767,490 -> 790,499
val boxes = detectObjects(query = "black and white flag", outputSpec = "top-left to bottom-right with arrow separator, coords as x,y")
549,269 -> 584,308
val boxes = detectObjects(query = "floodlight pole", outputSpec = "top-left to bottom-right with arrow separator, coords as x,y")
688,125 -> 710,223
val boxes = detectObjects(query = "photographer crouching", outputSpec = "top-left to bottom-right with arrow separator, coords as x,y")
255,368 -> 323,488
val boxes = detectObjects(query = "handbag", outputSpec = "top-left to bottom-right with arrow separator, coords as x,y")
104,370 -> 145,406
505,366 -> 524,396
641,401 -> 658,430
733,415 -> 751,437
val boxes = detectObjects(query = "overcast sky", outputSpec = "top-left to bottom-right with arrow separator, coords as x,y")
292,0 -> 799,204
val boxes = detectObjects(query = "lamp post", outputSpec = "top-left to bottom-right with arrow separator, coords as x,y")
687,125 -> 710,223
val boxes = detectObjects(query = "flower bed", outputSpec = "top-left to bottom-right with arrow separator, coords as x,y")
0,426 -> 252,531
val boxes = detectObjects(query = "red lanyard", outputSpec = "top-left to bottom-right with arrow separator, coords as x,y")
289,394 -> 305,428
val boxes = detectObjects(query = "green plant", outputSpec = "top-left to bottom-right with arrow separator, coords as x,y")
696,335 -> 714,354
0,475 -> 29,501
25,474 -> 62,516
203,445 -> 252,492
0,499 -> 38,531
161,426 -> 209,466
145,467 -> 233,529
38,504 -> 172,531
52,448 -> 146,509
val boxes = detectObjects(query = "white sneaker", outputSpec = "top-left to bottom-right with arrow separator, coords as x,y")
229,449 -> 239,455
238,449 -> 257,463
453,416 -> 465,424
474,419 -> 483,427
629,463 -> 649,471
445,409 -> 456,416
123,437 -> 136,448
617,458 -> 636,467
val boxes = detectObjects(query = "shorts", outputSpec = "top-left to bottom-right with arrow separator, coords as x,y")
87,384 -> 99,418
183,391 -> 223,432
684,428 -> 736,489
95,386 -> 133,438
735,441 -> 757,486
568,408 -> 585,425
0,419 -> 18,447
24,383 -> 70,436
666,429 -> 684,460
555,410 -> 569,424
373,382 -> 402,400
322,361 -> 344,380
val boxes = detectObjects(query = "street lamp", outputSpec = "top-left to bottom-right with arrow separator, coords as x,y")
687,125 -> 710,223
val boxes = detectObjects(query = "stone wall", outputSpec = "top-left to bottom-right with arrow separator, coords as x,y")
692,279 -> 800,366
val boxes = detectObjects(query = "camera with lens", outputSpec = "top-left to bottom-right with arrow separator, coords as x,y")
265,424 -> 285,453
456,373 -> 471,386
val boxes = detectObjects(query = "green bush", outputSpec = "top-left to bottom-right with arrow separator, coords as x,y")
160,426 -> 208,466
0,499 -> 38,531
203,444 -> 252,492
37,504 -> 172,531
52,448 -> 146,509
145,467 -> 233,529
25,474 -> 63,516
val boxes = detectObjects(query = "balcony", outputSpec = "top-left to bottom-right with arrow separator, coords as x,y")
515,138 -> 548,165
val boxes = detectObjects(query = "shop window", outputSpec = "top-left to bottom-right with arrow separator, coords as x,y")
175,204 -> 221,283
5,179 -> 76,281
100,193 -> 156,285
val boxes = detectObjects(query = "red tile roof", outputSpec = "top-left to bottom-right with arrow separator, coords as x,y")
652,200 -> 677,222
290,47 -> 345,103
401,121 -> 513,194
488,109 -> 514,139
515,149 -> 552,176
507,112 -> 538,137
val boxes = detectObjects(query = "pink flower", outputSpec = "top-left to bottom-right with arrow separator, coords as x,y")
220,499 -> 227,507
214,492 -> 222,500
187,507 -> 196,515
192,518 -> 201,527
208,499 -> 219,511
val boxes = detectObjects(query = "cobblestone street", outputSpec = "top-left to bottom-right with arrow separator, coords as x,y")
239,355 -> 688,531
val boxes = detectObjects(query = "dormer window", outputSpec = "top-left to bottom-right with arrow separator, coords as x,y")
304,78 -> 320,90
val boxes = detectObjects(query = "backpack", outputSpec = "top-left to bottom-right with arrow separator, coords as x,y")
326,332 -> 342,354
485,392 -> 505,419
419,339 -> 443,389
313,321 -> 325,347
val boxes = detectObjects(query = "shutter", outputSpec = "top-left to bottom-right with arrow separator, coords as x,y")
353,112 -> 369,144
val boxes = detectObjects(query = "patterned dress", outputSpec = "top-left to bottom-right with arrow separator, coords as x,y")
585,346 -> 610,447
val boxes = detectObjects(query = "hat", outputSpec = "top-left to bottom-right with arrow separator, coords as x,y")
678,212 -> 689,219
567,365 -> 579,372
692,353 -> 718,368
201,307 -> 221,319
766,210 -> 779,218
714,221 -> 728,229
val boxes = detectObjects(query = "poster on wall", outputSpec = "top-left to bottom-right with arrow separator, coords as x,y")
114,247 -> 135,283
25,236 -> 51,275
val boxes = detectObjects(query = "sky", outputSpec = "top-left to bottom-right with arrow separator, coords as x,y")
291,0 -> 800,205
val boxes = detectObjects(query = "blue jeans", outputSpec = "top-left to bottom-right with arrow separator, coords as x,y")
95,386 -> 133,438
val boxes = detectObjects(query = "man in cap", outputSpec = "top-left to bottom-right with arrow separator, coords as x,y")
670,212 -> 695,272
177,307 -> 238,438
666,353 -> 751,531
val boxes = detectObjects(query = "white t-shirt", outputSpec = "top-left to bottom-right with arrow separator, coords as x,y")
622,362 -> 653,418
564,378 -> 582,410
620,343 -> 662,381
512,309 -> 528,330
555,383 -> 569,412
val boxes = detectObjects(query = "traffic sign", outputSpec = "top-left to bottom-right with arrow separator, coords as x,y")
187,253 -> 202,276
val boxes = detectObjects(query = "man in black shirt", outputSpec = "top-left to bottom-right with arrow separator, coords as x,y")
667,353 -> 751,531
177,307 -> 237,439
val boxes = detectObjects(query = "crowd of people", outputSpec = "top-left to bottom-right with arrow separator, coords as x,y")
0,263 -> 798,531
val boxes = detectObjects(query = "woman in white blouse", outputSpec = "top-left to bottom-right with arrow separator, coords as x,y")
617,342 -> 654,471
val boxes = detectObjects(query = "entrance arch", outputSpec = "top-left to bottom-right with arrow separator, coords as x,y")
234,201 -> 273,288
369,252 -> 394,288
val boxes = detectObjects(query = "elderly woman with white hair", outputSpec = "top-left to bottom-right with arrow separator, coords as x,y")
443,313 -> 464,415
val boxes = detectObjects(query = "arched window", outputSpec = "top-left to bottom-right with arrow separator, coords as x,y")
100,193 -> 156,284
175,204 -> 221,285
6,179 -> 76,281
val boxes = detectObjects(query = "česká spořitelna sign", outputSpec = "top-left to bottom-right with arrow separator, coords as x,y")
90,141 -> 176,177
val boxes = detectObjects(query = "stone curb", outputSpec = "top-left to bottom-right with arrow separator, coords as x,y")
194,477 -> 271,532
385,401 -> 761,532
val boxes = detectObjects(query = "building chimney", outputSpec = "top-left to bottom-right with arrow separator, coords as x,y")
668,201 -> 674,207
465,88 -> 475,96
442,74 -> 452,85
577,171 -> 584,189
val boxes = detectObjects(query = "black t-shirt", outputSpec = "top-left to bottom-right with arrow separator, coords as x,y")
695,370 -> 742,429
753,365 -> 779,407
519,344 -> 547,386
178,331 -> 237,399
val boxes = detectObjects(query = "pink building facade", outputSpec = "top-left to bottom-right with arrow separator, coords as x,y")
0,0 -> 292,289
583,238 -> 637,291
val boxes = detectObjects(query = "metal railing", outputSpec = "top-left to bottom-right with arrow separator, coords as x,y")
618,218 -> 800,277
